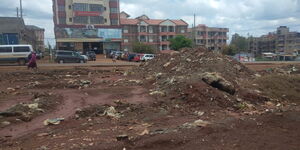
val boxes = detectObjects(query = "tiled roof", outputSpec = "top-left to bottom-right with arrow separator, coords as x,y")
171,20 -> 188,26
120,19 -> 139,25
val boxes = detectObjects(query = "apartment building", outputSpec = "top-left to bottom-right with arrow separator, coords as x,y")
52,0 -> 122,53
276,26 -> 300,54
120,14 -> 188,51
249,26 -> 300,56
189,24 -> 229,51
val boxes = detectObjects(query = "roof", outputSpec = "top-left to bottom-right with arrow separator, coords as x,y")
121,18 -> 188,26
26,25 -> 45,31
0,17 -> 25,33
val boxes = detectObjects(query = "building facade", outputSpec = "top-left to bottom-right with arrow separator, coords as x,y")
120,14 -> 188,51
0,17 -> 45,50
189,24 -> 229,51
25,25 -> 45,51
52,0 -> 122,53
0,17 -> 26,45
249,26 -> 300,56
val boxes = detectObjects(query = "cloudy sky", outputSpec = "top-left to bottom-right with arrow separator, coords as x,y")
0,0 -> 300,45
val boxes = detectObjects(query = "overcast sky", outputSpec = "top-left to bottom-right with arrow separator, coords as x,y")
0,0 -> 300,45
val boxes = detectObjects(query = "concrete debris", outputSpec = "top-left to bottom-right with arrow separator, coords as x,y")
116,135 -> 129,141
103,106 -> 122,119
201,72 -> 236,95
163,62 -> 171,67
181,119 -> 211,129
149,91 -> 166,97
43,118 -> 65,126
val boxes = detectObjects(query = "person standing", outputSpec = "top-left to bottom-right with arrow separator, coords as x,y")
27,52 -> 38,70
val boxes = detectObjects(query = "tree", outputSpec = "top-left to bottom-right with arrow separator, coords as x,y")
230,34 -> 248,52
132,42 -> 155,54
169,35 -> 192,51
221,45 -> 238,56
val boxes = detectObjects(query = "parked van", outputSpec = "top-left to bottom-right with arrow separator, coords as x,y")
54,50 -> 86,64
0,45 -> 33,65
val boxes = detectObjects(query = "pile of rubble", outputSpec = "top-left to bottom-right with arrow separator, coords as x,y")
132,48 -> 264,109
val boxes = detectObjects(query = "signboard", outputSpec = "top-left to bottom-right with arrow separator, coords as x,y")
55,27 -> 122,41
74,11 -> 101,16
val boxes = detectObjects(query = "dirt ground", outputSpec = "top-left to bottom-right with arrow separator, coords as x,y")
0,60 -> 299,150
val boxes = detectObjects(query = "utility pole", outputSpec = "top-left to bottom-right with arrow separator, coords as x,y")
20,0 -> 23,18
16,7 -> 19,18
193,14 -> 196,47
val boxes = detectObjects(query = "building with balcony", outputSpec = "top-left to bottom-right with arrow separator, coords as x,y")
52,0 -> 122,53
188,24 -> 229,51
248,26 -> 300,56
120,14 -> 188,51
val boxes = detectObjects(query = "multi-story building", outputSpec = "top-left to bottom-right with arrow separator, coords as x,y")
0,17 -> 45,50
249,26 -> 300,56
52,0 -> 122,53
0,17 -> 26,45
120,14 -> 188,51
189,24 -> 229,51
25,25 -> 45,51
276,26 -> 300,54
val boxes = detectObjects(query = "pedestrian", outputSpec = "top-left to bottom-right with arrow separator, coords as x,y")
27,52 -> 38,70
112,54 -> 117,63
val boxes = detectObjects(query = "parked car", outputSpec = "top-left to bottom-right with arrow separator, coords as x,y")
55,50 -> 86,64
78,52 -> 89,62
0,45 -> 33,65
127,54 -> 137,61
36,51 -> 43,60
133,54 -> 144,62
86,51 -> 96,61
141,54 -> 155,61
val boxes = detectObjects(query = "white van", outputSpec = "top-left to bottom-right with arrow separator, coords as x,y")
0,45 -> 33,65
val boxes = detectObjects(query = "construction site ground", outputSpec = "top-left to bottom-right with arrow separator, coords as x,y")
0,55 -> 299,150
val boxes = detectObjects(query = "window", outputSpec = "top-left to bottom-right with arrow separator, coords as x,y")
73,3 -> 89,11
74,16 -> 88,24
59,17 -> 66,24
161,26 -> 168,32
90,4 -> 104,12
69,18 -> 72,22
58,5 -> 65,11
168,26 -> 174,32
111,19 -> 118,25
68,5 -> 72,9
90,16 -> 104,24
14,47 -> 30,53
149,26 -> 153,33
110,8 -> 118,13
140,26 -> 147,32
0,47 -> 12,53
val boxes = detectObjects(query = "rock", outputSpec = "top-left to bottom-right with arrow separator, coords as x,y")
139,129 -> 150,136
201,72 -> 235,95
7,88 -> 16,92
186,58 -> 192,62
37,133 -> 50,137
194,111 -> 205,116
116,135 -> 129,141
43,118 -> 65,126
1,121 -> 11,127
149,91 -> 166,97
103,106 -> 122,119
181,119 -> 211,129
27,103 -> 39,109
163,62 -> 171,67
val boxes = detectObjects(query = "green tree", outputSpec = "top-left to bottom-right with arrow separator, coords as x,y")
230,34 -> 248,52
169,35 -> 192,51
132,42 -> 155,54
221,45 -> 238,56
